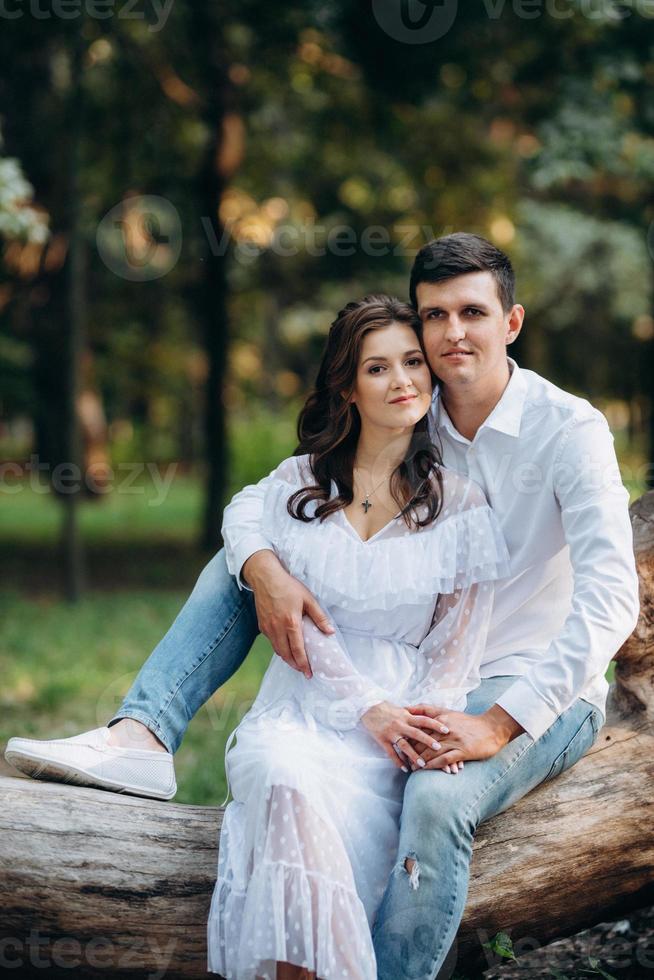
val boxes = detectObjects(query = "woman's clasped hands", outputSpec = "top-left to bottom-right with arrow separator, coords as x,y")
360,701 -> 464,774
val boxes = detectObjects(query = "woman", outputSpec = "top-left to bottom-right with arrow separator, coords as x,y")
208,295 -> 509,980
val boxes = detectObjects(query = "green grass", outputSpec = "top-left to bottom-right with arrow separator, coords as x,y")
0,470 -> 203,545
0,401 -> 300,547
0,589 -> 274,805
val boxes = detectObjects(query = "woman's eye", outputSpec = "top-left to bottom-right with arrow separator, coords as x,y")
368,365 -> 384,374
407,358 -> 424,367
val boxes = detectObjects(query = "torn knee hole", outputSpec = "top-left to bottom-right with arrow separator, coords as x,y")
403,854 -> 420,889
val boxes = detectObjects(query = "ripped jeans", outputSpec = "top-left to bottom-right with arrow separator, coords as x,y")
371,674 -> 604,980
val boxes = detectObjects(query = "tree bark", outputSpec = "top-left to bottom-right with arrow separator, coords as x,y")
1,494 -> 653,978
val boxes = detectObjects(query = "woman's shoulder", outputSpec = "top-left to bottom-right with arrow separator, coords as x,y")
269,452 -> 314,486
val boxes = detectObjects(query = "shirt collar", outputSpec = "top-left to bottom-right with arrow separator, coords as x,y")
430,356 -> 528,441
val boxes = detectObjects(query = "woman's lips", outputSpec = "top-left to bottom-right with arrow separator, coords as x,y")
389,394 -> 418,404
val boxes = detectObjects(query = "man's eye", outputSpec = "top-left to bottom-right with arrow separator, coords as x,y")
465,308 -> 484,316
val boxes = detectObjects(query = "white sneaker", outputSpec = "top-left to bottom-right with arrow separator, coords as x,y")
4,727 -> 177,800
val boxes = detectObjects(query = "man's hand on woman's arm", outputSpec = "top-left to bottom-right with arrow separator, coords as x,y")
242,549 -> 335,677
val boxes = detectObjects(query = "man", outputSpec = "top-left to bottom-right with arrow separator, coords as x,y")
6,233 -> 639,979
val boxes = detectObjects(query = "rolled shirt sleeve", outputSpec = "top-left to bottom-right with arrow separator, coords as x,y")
221,467 -> 280,591
495,412 -> 640,742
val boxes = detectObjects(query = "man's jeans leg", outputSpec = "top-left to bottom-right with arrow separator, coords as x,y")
107,548 -> 259,754
372,674 -> 604,980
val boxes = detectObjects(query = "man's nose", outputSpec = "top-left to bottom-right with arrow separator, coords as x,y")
444,317 -> 466,342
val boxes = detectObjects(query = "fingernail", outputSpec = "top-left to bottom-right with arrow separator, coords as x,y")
304,672 -> 311,679
441,726 -> 449,734
445,765 -> 451,773
416,758 -> 426,768
432,741 -> 441,750
401,766 -> 409,773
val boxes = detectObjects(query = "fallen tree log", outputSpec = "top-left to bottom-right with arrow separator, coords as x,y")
1,493 -> 653,979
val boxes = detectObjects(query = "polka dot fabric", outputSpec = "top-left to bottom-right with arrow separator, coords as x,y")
257,454 -> 511,612
207,455 -> 509,979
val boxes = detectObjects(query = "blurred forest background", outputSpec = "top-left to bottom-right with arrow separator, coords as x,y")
0,0 -> 653,828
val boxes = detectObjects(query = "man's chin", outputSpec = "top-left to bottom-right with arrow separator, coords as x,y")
434,367 -> 475,386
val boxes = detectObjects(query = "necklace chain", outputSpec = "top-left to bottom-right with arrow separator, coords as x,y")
354,464 -> 398,513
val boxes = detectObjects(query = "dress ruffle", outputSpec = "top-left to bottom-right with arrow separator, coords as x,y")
260,474 -> 511,612
209,797 -> 377,980
208,864 -> 376,980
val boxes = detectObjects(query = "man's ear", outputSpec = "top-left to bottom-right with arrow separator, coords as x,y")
505,304 -> 525,345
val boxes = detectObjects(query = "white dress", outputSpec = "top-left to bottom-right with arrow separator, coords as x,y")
207,454 -> 510,980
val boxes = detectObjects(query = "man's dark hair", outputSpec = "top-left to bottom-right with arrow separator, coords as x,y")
409,232 -> 515,312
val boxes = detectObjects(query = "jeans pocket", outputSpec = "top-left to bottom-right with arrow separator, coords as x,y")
543,709 -> 600,784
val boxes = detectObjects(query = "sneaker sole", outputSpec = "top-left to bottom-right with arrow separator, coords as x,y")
4,749 -> 177,801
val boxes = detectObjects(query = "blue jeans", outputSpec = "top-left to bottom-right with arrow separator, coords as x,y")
372,675 -> 604,979
108,548 -> 259,753
109,548 -> 604,977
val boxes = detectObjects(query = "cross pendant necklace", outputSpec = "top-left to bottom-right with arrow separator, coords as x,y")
356,465 -> 395,513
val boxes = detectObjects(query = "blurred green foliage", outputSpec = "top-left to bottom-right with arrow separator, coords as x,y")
1,4 -> 653,487
0,1 -> 648,808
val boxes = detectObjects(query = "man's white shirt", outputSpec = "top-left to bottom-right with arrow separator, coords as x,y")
221,357 -> 640,742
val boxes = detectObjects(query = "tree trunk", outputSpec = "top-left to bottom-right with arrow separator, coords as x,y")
1,494 -> 653,978
186,6 -> 232,554
59,28 -> 87,602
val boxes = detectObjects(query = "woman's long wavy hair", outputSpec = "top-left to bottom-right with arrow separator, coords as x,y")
287,294 -> 444,529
